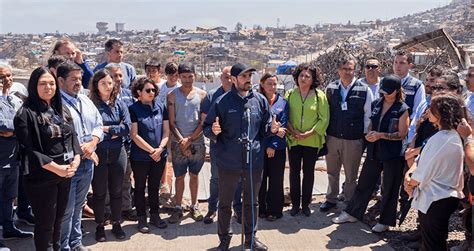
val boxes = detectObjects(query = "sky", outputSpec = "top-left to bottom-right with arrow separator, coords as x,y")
0,0 -> 449,34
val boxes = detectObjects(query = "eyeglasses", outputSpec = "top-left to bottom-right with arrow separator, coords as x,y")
144,88 -> 156,93
365,64 -> 379,70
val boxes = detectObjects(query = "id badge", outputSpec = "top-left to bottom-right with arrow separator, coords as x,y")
341,102 -> 348,111
64,151 -> 74,162
82,134 -> 93,143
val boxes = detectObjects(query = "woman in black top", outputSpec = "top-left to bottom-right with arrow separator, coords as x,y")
332,75 -> 410,233
14,67 -> 81,251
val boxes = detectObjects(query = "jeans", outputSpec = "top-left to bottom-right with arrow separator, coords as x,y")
92,147 -> 127,223
26,174 -> 70,251
61,159 -> 93,250
131,159 -> 166,216
0,165 -> 19,230
208,147 -> 242,213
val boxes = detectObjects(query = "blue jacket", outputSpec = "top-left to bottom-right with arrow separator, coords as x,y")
0,97 -> 18,168
263,94 -> 288,150
96,100 -> 131,149
200,86 -> 227,149
203,86 -> 274,171
79,61 -> 94,89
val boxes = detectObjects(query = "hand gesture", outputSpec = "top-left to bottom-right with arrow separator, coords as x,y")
365,131 -> 380,142
150,148 -> 163,162
74,48 -> 84,64
276,128 -> 286,138
266,147 -> 275,158
212,117 -> 221,136
457,118 -> 472,140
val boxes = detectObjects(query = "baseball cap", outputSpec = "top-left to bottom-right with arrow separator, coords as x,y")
231,63 -> 256,77
380,74 -> 401,95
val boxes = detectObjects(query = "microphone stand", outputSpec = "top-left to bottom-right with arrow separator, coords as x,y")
238,106 -> 253,250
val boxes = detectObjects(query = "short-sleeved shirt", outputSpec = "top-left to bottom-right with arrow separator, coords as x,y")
129,101 -> 168,161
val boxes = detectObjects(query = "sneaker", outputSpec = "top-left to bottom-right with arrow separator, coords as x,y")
245,237 -> 268,251
203,211 -> 216,224
319,201 -> 337,212
137,216 -> 149,233
2,228 -> 33,240
302,206 -> 311,217
168,208 -> 183,224
332,211 -> 358,224
71,245 -> 91,251
217,236 -> 231,251
289,207 -> 299,216
150,213 -> 167,229
371,223 -> 389,233
190,207 -> 203,221
95,224 -> 106,242
16,213 -> 35,226
111,223 -> 126,239
122,209 -> 138,221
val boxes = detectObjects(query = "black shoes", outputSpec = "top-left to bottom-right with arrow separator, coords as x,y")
137,216 -> 149,233
289,207 -> 300,216
95,224 -> 106,242
111,222 -> 126,239
245,237 -> 268,251
319,201 -> 337,212
2,228 -> 33,240
16,213 -> 35,226
203,210 -> 216,224
150,213 -> 167,229
302,207 -> 311,217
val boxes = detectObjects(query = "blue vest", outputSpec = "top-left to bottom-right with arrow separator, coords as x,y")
402,76 -> 422,113
326,80 -> 367,140
367,98 -> 409,161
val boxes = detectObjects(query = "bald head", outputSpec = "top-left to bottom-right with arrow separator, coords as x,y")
221,66 -> 233,91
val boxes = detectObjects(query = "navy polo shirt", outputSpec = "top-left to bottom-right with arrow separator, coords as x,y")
129,101 -> 168,161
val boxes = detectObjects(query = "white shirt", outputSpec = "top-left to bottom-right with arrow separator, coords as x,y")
157,81 -> 182,107
411,130 -> 464,214
338,78 -> 374,133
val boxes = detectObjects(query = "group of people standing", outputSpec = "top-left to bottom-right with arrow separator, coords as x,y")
0,36 -> 473,251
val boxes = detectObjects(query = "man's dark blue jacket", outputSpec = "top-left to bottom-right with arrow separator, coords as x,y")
203,85 -> 273,171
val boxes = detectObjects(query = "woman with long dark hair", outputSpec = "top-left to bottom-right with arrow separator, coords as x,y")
14,67 -> 81,250
333,75 -> 410,233
88,69 -> 131,241
258,73 -> 289,220
405,94 -> 465,250
285,63 -> 329,217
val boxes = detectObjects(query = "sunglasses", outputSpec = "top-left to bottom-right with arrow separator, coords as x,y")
365,64 -> 379,69
144,88 -> 156,94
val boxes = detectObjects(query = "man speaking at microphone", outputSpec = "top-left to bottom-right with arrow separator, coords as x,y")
203,63 -> 279,251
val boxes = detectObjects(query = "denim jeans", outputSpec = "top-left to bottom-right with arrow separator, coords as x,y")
60,159 -> 93,250
208,146 -> 242,213
0,165 -> 19,230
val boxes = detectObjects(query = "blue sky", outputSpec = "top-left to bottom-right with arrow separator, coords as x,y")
0,0 -> 447,34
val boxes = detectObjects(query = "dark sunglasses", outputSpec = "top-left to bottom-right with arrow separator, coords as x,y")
365,64 -> 379,69
144,88 -> 156,94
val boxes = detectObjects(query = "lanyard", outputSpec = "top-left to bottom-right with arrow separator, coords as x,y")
339,81 -> 357,104
62,94 -> 87,135
299,89 -> 311,128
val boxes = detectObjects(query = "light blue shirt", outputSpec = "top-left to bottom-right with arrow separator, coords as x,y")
359,77 -> 380,100
60,90 -> 104,145
407,96 -> 431,144
466,93 -> 474,119
338,78 -> 374,133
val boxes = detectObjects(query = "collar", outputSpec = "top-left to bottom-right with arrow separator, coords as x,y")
230,85 -> 255,100
60,90 -> 79,102
339,77 -> 356,90
401,74 -> 411,85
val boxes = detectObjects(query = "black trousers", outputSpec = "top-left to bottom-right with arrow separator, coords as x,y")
258,149 -> 286,217
25,175 -> 71,251
345,157 -> 404,226
92,147 -> 127,223
131,159 -> 165,216
288,145 -> 318,209
419,197 -> 459,251
218,167 -> 262,241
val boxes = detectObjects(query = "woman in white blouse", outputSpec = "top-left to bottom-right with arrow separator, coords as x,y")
404,94 -> 466,251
